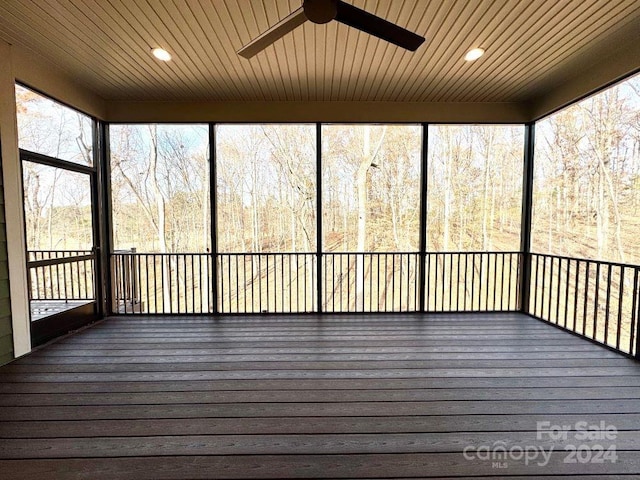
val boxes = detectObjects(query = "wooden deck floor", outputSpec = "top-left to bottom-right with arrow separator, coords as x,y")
1,312 -> 639,479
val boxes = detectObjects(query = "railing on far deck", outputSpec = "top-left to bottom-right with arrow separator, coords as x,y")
27,250 -> 95,301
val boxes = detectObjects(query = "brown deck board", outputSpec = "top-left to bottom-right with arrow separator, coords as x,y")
3,386 -> 640,407
2,431 -> 640,458
3,375 -> 640,393
1,366 -> 638,382
1,453 -> 640,480
2,399 -> 640,421
2,414 -> 640,438
0,312 -> 639,478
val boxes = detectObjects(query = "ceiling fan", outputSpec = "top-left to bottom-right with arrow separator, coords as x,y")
237,0 -> 425,58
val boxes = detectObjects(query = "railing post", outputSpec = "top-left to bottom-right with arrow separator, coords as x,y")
209,123 -> 219,315
95,120 -> 112,316
635,267 -> 640,359
316,122 -> 323,313
519,122 -> 535,313
418,123 -> 429,313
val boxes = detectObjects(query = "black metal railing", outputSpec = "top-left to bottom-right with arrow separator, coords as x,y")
27,250 -> 94,301
425,252 -> 521,312
111,251 -> 212,314
322,252 -> 419,312
529,253 -> 640,357
110,250 -> 520,315
218,253 -> 316,314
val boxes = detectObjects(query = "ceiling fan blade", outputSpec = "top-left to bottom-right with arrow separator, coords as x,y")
238,7 -> 308,58
334,1 -> 424,51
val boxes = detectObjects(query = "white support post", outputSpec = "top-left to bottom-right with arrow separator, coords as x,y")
0,41 -> 31,357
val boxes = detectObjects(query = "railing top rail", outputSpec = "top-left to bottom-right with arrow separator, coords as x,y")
531,251 -> 640,270
28,249 -> 93,253
110,250 -> 521,256
28,254 -> 94,268
110,251 -> 317,256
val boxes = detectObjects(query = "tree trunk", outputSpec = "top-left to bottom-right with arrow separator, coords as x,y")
355,126 -> 387,310
443,145 -> 452,251
355,129 -> 370,310
148,126 -> 171,309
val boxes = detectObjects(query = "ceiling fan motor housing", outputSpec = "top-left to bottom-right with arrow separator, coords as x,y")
304,0 -> 338,24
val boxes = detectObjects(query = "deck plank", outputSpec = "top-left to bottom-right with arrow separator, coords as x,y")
1,453 -> 640,480
2,414 -> 640,438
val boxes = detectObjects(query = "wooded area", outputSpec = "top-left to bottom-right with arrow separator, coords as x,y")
532,75 -> 640,265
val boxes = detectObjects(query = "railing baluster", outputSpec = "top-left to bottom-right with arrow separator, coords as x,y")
327,254 -> 331,312
482,253 -> 488,311
491,253 -> 497,310
441,254 -> 446,311
603,263 -> 612,345
131,255 -> 137,315
369,254 -> 373,312
414,254 -> 419,311
548,256 -> 555,323
633,268 -> 640,357
154,254 -> 160,313
123,255 -> 129,314
144,254 -> 150,314
231,254 -> 237,313
280,253 -> 284,313
302,254 -> 306,312
573,260 -> 580,333
378,253 -> 383,312
563,259 -> 570,328
582,262 -> 589,336
593,262 -> 600,340
383,253 -> 388,312
470,253 -> 476,311
347,254 -> 352,312
258,254 -> 263,313
442,253 -> 453,312
289,254 -> 293,313
503,253 -> 507,310
250,255 -> 255,313
498,253 -> 504,310
462,253 -> 468,311
616,266 -> 624,351
267,254 -> 272,312
221,254 -> 227,313
555,257 -> 562,325
530,254 -> 536,315
84,256 -> 89,298
228,254 -> 233,313
540,257 -> 551,318
55,262 -> 61,300
433,253 -> 439,311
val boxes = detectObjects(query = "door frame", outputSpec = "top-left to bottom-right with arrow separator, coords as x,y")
19,149 -> 101,346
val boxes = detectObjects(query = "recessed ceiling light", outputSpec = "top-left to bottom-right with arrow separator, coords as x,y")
151,47 -> 172,62
464,48 -> 485,62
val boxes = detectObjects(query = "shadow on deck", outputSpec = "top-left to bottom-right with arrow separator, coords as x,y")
0,312 -> 639,479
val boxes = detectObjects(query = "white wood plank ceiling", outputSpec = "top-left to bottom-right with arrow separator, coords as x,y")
0,0 -> 639,103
